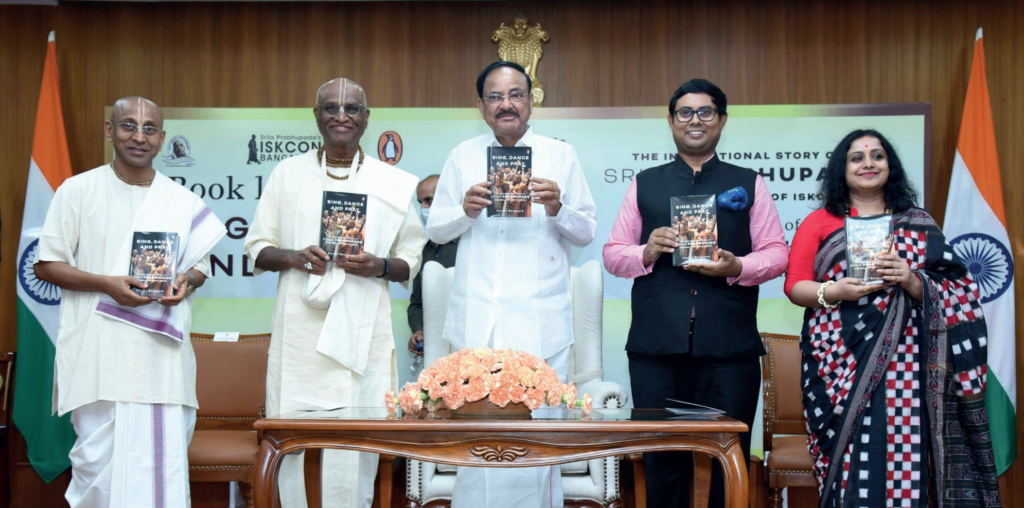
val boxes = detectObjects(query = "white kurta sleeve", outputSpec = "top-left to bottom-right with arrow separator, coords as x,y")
244,166 -> 283,276
37,182 -> 81,266
390,201 -> 427,290
426,150 -> 476,244
551,146 -> 597,247
192,255 -> 212,278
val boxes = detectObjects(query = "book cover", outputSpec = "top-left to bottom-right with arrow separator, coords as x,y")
486,146 -> 532,218
671,194 -> 719,266
130,232 -> 180,299
665,398 -> 725,415
320,191 -> 368,261
844,214 -> 894,285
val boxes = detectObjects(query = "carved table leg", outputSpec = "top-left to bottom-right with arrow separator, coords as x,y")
721,439 -> 749,508
691,453 -> 712,508
305,448 -> 322,508
627,453 -> 646,508
254,438 -> 285,508
378,454 -> 394,508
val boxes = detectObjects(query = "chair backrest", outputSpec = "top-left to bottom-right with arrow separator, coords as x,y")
567,260 -> 604,385
190,334 -> 271,431
421,259 -> 604,383
0,352 -> 14,428
422,261 -> 455,366
760,333 -> 806,451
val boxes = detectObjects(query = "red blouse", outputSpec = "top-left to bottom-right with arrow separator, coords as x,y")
784,207 -> 863,298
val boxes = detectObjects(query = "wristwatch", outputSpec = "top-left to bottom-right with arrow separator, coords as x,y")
376,257 -> 390,279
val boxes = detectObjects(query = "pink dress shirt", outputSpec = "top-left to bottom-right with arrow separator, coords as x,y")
602,173 -> 788,287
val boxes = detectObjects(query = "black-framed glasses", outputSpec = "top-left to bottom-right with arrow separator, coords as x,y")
673,107 -> 719,123
318,102 -> 366,118
484,91 -> 528,104
112,121 -> 163,137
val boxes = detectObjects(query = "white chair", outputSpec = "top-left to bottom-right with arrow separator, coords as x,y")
406,260 -> 629,508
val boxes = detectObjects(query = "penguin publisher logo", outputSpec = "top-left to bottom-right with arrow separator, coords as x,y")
378,131 -> 403,165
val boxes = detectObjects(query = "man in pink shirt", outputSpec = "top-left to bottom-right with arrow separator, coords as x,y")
602,79 -> 788,508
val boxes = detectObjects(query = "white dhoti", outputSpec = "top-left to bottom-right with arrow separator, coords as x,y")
451,346 -> 570,508
275,290 -> 398,508
66,401 -> 196,508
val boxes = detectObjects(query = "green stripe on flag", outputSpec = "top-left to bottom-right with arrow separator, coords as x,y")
984,372 -> 1017,475
12,298 -> 75,483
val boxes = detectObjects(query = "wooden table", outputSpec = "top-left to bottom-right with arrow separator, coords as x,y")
253,407 -> 749,508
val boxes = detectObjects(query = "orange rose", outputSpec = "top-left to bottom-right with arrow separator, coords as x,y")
464,377 -> 488,402
462,363 -> 488,380
482,372 -> 497,392
564,382 -> 578,406
479,351 -> 500,372
524,387 -> 545,410
518,367 -> 537,388
396,390 -> 413,412
489,385 -> 512,407
385,389 -> 397,413
509,385 -> 527,404
442,382 -> 466,410
427,379 -> 445,401
545,383 -> 564,407
496,371 -> 517,390
502,355 -> 522,374
519,353 -> 542,370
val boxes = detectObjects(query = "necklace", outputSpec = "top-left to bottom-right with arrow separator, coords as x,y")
321,150 -> 354,167
110,163 -> 154,186
318,146 -> 364,181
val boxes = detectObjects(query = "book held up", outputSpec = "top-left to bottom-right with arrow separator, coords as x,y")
671,194 -> 719,266
844,214 -> 894,285
486,146 -> 532,218
130,232 -> 180,298
320,191 -> 368,261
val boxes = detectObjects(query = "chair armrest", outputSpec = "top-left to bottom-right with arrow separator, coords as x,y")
577,380 -> 629,409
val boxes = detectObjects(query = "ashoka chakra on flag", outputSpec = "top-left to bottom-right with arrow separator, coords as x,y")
18,239 -> 61,305
951,232 -> 1014,304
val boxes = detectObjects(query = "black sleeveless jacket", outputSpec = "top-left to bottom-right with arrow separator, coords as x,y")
627,155 -> 766,358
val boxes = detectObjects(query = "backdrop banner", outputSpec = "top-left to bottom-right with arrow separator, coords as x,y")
104,104 -> 930,442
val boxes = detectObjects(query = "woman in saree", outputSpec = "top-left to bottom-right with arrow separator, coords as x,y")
784,129 -> 1000,508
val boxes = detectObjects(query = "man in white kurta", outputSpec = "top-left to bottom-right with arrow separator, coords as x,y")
427,62 -> 597,508
34,97 -> 224,508
244,79 -> 425,508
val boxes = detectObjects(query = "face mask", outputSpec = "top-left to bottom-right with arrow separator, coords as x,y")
419,207 -> 430,226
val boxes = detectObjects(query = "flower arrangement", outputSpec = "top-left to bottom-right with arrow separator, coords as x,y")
392,348 -> 593,415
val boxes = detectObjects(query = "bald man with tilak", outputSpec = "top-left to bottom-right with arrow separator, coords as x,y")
245,79 -> 425,508
34,96 -> 226,507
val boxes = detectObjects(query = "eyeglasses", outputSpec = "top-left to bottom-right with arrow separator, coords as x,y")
673,107 -> 719,123
112,122 -> 163,137
484,91 -> 528,104
318,102 -> 366,118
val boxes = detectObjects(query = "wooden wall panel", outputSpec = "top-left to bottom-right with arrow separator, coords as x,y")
2,0 -> 1024,499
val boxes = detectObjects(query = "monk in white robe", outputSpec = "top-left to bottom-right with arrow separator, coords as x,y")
35,97 -> 226,508
244,79 -> 425,508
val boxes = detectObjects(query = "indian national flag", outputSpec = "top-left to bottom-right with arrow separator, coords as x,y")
13,31 -> 77,483
943,27 -> 1016,474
